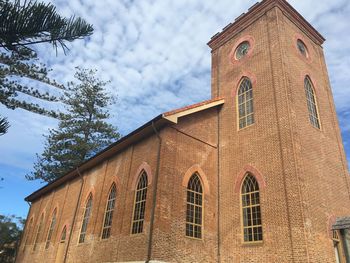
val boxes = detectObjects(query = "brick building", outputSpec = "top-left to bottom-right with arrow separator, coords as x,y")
16,0 -> 350,262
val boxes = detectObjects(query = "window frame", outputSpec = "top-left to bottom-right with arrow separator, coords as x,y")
23,217 -> 34,251
237,77 -> 255,130
131,171 -> 148,235
240,173 -> 263,244
185,173 -> 204,240
45,208 -> 57,249
33,213 -> 44,251
101,183 -> 117,239
78,193 -> 93,244
60,226 -> 67,243
304,76 -> 321,129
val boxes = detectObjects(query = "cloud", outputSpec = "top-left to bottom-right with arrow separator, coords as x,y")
1,0 -> 350,190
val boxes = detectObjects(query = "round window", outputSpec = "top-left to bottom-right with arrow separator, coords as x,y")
297,39 -> 308,57
235,41 -> 250,60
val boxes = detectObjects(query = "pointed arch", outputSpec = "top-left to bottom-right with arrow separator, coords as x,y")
101,183 -> 117,239
241,173 -> 263,242
304,75 -> 321,129
78,193 -> 93,243
234,165 -> 266,193
237,76 -> 254,129
131,162 -> 152,190
45,208 -> 57,249
60,225 -> 67,243
33,212 -> 44,251
182,164 -> 210,195
23,216 -> 34,249
131,170 -> 148,234
186,173 -> 203,239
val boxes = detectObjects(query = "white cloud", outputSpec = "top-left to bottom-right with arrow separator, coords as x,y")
1,0 -> 350,179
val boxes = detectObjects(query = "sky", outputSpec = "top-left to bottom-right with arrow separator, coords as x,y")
0,0 -> 349,219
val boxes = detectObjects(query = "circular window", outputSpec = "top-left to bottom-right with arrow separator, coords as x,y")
235,41 -> 250,60
297,39 -> 308,57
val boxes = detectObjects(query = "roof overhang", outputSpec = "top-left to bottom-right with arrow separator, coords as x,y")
25,97 -> 224,202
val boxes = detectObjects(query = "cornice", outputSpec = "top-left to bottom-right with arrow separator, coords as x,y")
207,0 -> 325,50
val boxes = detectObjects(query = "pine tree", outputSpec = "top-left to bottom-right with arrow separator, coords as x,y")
27,68 -> 121,182
0,0 -> 94,135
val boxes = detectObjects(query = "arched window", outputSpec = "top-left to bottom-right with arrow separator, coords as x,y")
45,208 -> 57,249
23,217 -> 33,250
131,171 -> 148,234
79,193 -> 93,243
60,226 -> 67,243
101,183 -> 117,239
241,174 -> 262,243
186,173 -> 203,239
304,76 -> 320,129
237,77 -> 254,129
33,213 -> 44,251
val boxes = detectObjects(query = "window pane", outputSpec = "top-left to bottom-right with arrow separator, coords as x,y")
241,174 -> 262,242
238,77 -> 254,129
131,172 -> 148,234
186,173 -> 203,239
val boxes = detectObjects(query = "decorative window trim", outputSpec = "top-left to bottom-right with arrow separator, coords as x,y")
229,35 -> 255,65
240,174 -> 263,243
130,162 -> 152,191
236,77 -> 255,129
304,75 -> 321,129
185,173 -> 203,239
234,165 -> 266,193
293,33 -> 313,63
101,183 -> 117,239
23,216 -> 34,250
131,171 -> 148,235
78,193 -> 93,243
45,208 -> 57,249
182,164 -> 210,195
58,224 -> 69,243
60,225 -> 67,243
33,213 -> 45,251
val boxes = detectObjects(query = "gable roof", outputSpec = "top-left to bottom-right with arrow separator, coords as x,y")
208,0 -> 325,50
25,97 -> 224,202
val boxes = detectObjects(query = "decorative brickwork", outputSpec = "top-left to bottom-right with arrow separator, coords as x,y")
16,0 -> 350,262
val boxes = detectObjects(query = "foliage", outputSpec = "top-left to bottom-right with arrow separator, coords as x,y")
0,116 -> 10,135
0,214 -> 25,263
27,68 -> 121,183
0,0 -> 94,135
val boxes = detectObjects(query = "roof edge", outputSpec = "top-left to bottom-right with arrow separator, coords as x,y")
207,0 -> 325,50
25,97 -> 225,202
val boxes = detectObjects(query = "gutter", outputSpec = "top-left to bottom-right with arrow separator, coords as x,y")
146,121 -> 162,263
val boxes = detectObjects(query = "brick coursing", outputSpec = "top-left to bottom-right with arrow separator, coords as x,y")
16,1 -> 350,263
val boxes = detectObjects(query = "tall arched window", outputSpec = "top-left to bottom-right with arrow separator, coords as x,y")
79,193 -> 93,243
186,173 -> 203,239
131,171 -> 148,234
33,213 -> 44,251
304,76 -> 320,129
45,208 -> 57,249
60,226 -> 67,243
238,77 -> 254,129
241,174 -> 262,243
23,217 -> 33,250
101,183 -> 117,239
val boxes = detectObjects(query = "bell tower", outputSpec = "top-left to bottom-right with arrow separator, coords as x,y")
208,0 -> 350,262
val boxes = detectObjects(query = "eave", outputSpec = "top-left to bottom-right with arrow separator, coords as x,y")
25,97 -> 224,202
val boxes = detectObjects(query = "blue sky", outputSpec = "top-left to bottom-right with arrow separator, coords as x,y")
0,0 -> 349,218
